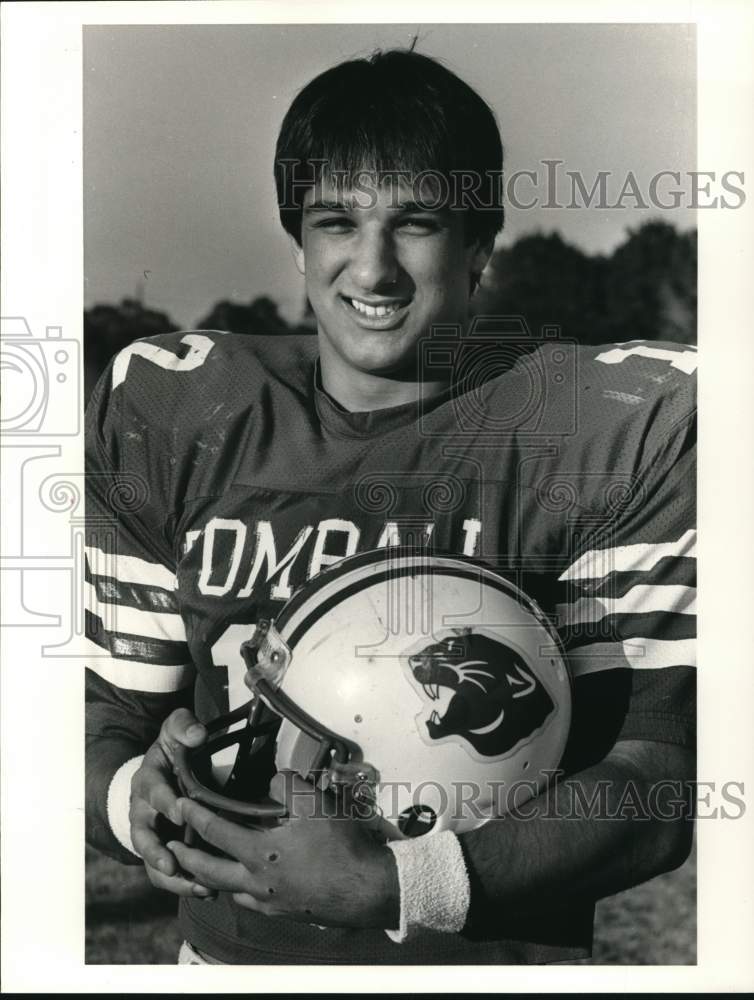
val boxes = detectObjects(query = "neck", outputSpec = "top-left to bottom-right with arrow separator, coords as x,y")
318,348 -> 450,413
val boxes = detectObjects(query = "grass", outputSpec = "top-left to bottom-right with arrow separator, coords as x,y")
85,841 -> 695,965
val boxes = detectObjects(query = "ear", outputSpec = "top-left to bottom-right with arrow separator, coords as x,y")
288,234 -> 306,275
470,237 -> 495,284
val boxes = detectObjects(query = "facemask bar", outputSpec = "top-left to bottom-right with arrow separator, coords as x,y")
241,638 -> 380,802
172,622 -> 371,825
172,697 -> 288,818
240,632 -> 356,774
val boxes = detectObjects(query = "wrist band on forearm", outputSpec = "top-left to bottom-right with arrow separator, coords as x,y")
107,754 -> 144,858
384,830 -> 470,942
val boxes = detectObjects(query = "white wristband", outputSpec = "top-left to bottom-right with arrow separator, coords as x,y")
385,831 -> 471,942
106,755 -> 144,858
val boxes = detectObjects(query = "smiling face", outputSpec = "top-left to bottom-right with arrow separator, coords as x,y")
292,176 -> 491,410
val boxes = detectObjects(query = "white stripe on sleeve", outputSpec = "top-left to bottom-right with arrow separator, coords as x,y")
567,638 -> 696,676
85,582 -> 186,642
557,584 -> 696,627
84,638 -> 194,693
559,529 -> 696,582
85,546 -> 176,591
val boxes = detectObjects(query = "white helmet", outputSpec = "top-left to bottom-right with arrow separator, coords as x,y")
175,548 -> 571,839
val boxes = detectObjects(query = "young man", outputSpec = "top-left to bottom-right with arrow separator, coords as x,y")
85,49 -> 696,964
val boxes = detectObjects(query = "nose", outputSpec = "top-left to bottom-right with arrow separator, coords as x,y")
348,225 -> 399,292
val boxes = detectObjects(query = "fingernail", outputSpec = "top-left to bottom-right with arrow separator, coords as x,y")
166,841 -> 178,852
157,858 -> 172,874
193,886 -> 216,899
188,724 -> 206,739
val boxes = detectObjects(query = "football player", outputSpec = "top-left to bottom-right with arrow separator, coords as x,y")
85,49 -> 696,964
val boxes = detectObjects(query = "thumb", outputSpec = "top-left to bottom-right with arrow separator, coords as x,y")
159,707 -> 207,758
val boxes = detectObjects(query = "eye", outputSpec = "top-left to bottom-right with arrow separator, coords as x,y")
312,216 -> 354,233
398,216 -> 440,234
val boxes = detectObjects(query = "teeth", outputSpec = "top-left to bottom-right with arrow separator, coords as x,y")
349,298 -> 403,318
430,710 -> 441,725
422,682 -> 443,701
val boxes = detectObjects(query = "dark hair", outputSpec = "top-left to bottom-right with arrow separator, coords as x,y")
274,48 -> 504,247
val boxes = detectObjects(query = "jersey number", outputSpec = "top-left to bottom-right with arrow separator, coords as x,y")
595,343 -> 697,375
208,622 -> 259,776
112,334 -> 215,389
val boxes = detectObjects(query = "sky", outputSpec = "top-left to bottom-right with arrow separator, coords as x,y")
83,22 -> 696,328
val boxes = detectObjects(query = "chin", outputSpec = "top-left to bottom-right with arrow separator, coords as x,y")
349,345 -> 419,378
327,330 -> 417,376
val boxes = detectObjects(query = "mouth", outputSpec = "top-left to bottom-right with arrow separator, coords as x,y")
340,294 -> 411,330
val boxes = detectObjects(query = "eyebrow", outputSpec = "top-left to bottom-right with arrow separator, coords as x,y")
304,199 -> 447,214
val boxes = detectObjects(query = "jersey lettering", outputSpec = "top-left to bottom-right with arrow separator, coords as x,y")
198,518 -> 247,596
238,522 -> 314,601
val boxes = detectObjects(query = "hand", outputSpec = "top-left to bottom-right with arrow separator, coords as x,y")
169,771 -> 400,929
130,707 -> 216,899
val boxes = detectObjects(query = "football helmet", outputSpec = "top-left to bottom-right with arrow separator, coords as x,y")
174,548 -> 572,839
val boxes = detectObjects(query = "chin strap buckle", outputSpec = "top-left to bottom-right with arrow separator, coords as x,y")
241,619 -> 291,691
326,758 -> 379,805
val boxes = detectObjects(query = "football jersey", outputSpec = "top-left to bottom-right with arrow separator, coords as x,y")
85,329 -> 696,964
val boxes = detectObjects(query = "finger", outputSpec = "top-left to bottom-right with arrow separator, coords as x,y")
130,795 -> 184,873
144,778 -> 183,826
178,798 -> 266,861
131,767 -> 182,829
232,892 -> 276,914
231,892 -> 318,924
132,822 -> 177,875
159,708 -> 207,758
168,841 -> 253,892
144,862 -> 217,899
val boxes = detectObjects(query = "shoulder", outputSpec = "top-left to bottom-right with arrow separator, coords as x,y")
90,330 -> 318,429
499,337 -> 697,456
476,337 -> 696,529
572,339 -> 696,463
110,329 -> 317,396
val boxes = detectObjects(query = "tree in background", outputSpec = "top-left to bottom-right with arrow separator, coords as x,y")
602,222 -> 696,345
473,231 -> 607,344
84,298 -> 179,402
473,221 -> 696,346
196,296 -> 293,338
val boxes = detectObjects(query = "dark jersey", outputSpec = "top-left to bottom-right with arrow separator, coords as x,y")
85,330 -> 696,964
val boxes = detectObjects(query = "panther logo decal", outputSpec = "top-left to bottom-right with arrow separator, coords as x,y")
406,631 -> 555,758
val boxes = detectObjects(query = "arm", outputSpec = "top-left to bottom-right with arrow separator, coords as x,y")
167,735 -> 693,934
86,667 -> 188,864
459,738 -> 694,921
84,351 -> 209,896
